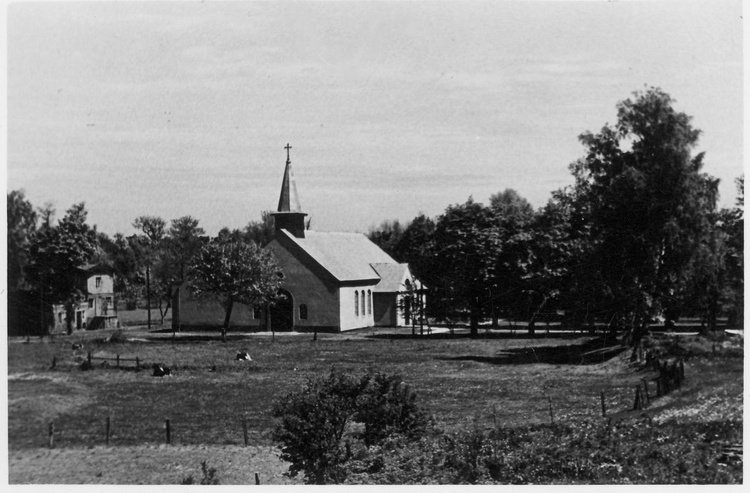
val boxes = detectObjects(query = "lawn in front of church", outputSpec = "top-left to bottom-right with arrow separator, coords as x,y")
8,325 -> 742,483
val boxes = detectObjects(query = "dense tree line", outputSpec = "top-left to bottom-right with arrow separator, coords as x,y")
6,191 -> 280,334
369,88 -> 743,339
7,88 -> 743,339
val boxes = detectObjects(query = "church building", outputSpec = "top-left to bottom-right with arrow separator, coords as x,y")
172,146 -> 423,332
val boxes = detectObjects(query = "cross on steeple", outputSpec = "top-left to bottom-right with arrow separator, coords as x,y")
285,143 -> 292,164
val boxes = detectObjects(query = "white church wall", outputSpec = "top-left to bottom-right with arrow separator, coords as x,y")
339,285 -> 375,331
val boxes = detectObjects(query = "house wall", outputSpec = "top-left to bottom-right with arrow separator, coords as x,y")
87,274 -> 114,295
173,289 -> 264,329
51,302 -> 88,332
267,238 -> 341,331
339,284 -> 375,331
172,237 -> 344,332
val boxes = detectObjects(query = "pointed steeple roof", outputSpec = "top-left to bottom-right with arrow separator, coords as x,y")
277,143 -> 303,213
272,143 -> 307,238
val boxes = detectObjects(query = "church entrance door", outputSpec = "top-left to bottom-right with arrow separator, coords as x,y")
270,289 -> 294,332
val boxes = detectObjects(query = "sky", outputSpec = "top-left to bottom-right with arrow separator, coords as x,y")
5,0 -> 744,237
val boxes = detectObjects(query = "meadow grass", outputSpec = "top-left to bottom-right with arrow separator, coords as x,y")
7,327 -> 743,484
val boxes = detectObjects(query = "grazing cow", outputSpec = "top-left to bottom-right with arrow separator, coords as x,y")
152,364 -> 172,377
235,351 -> 252,361
72,343 -> 84,351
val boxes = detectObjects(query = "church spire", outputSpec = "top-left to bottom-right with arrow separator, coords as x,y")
272,143 -> 308,238
276,143 -> 303,213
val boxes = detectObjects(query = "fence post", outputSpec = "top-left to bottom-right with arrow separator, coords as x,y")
633,386 -> 642,411
106,415 -> 111,446
255,473 -> 260,485
48,421 -> 55,448
242,415 -> 249,447
166,419 -> 171,445
642,379 -> 650,405
547,396 -> 554,424
679,359 -> 685,382
51,356 -> 56,369
116,354 -> 120,368
600,391 -> 606,417
136,357 -> 140,370
87,352 -> 92,367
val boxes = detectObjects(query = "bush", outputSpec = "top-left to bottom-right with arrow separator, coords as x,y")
357,371 -> 432,446
271,367 -> 431,484
341,418 -> 743,484
180,461 -> 220,485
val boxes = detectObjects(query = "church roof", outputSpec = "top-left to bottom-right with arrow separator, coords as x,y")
277,229 -> 396,282
369,263 -> 411,292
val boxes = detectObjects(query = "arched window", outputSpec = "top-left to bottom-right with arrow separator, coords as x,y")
361,291 -> 365,316
299,304 -> 308,320
355,290 -> 359,316
367,290 -> 372,315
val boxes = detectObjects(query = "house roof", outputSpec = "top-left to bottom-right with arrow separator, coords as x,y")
278,229 -> 396,282
369,263 -> 411,292
78,263 -> 114,275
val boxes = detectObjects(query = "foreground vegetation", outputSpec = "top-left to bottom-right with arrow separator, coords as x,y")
7,326 -> 743,484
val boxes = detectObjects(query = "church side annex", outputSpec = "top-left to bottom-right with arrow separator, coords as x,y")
172,145 -> 424,333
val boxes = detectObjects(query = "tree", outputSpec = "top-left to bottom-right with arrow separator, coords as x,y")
7,190 -> 38,292
149,216 -> 207,325
27,203 -> 99,334
367,219 -> 405,259
132,216 -> 166,330
720,176 -> 744,327
271,368 -> 430,484
37,201 -> 56,231
570,87 -> 719,345
488,189 -> 535,327
244,210 -> 275,246
523,187 -> 593,334
433,198 -> 502,337
109,233 -> 146,310
188,237 -> 283,341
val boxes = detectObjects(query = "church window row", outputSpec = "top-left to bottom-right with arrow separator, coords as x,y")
354,290 -> 372,317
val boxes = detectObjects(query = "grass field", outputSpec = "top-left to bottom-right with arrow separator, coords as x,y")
7,325 -> 743,484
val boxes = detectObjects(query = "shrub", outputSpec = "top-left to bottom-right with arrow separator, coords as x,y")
271,367 -> 431,484
357,371 -> 432,446
180,461 -> 220,485
107,329 -> 128,343
341,418 -> 743,484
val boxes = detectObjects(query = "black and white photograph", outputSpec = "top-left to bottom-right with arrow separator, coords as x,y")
4,0 -> 744,486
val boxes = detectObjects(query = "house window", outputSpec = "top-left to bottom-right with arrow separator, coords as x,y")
299,304 -> 308,320
95,276 -> 102,288
355,290 -> 359,316
58,312 -> 63,323
253,307 -> 262,319
88,299 -> 94,308
367,290 -> 372,315
361,291 -> 365,316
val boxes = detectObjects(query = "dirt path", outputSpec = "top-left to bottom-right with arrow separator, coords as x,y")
8,444 -> 300,485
